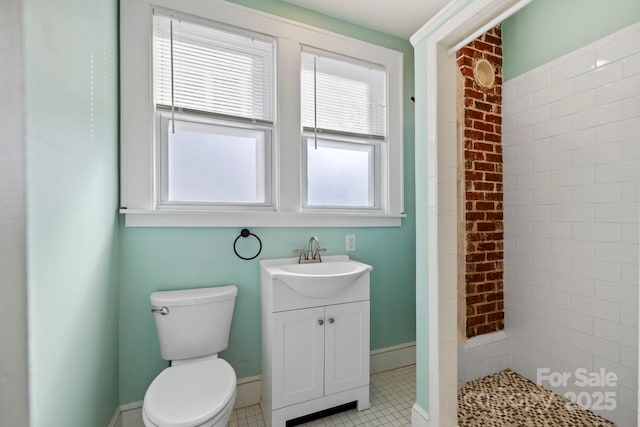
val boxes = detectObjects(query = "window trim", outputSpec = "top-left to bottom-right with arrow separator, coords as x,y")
120,0 -> 404,227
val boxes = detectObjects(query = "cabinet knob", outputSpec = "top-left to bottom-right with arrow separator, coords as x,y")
318,319 -> 324,326
328,318 -> 335,324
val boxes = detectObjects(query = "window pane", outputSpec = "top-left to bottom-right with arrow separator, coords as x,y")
301,51 -> 386,137
305,137 -> 376,208
164,119 -> 269,204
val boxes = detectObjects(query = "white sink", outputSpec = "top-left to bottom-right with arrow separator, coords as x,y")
266,259 -> 372,299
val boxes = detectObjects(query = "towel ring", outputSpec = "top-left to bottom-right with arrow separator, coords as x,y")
233,228 -> 262,260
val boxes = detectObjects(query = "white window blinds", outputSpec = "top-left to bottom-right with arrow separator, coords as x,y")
153,13 -> 274,123
301,50 -> 387,138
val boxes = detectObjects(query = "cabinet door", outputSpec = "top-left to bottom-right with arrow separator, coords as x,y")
272,307 -> 325,408
324,301 -> 370,395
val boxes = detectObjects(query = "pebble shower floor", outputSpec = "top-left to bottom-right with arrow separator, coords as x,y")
228,365 -> 615,426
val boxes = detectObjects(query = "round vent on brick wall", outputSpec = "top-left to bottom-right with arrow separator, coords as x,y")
473,58 -> 495,89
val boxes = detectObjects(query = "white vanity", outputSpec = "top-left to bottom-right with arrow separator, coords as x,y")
260,255 -> 372,427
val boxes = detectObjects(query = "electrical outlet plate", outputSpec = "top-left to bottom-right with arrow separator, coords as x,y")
346,234 -> 356,252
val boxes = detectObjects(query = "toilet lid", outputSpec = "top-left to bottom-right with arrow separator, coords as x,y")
143,358 -> 236,427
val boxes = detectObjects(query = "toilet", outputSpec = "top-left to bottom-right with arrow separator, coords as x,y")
142,285 -> 238,427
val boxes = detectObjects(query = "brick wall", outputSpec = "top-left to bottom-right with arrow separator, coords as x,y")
456,26 -> 504,338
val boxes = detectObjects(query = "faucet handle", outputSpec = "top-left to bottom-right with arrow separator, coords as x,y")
314,247 -> 327,260
293,248 -> 306,262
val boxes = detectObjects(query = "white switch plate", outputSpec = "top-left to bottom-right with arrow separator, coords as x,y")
346,234 -> 356,252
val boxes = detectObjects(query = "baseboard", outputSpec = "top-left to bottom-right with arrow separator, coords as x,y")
370,341 -> 416,374
116,342 -> 416,427
411,403 -> 430,427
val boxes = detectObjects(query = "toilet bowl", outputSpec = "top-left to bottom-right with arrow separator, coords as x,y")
143,286 -> 238,427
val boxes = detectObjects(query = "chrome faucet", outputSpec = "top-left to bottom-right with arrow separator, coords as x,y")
293,236 -> 326,263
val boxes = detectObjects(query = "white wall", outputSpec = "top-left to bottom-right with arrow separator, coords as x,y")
503,22 -> 639,426
0,0 -> 30,425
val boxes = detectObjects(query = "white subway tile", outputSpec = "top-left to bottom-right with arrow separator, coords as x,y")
532,187 -> 572,204
550,239 -> 594,259
502,114 -> 516,132
596,117 -> 640,144
614,21 -> 640,40
621,263 -> 639,285
503,144 -> 516,161
595,242 -> 639,265
619,345 -> 638,369
532,151 -> 572,172
569,293 -> 619,322
551,51 -> 596,84
516,68 -> 551,97
508,220 -> 533,237
516,236 -> 551,254
571,331 -> 620,363
515,139 -> 551,159
530,285 -> 570,310
571,183 -> 621,203
503,125 -> 533,146
504,189 -> 532,206
596,74 -> 640,105
573,60 -> 623,93
550,273 -> 594,297
622,51 -> 640,77
551,166 -> 595,187
571,102 -> 622,131
596,160 -> 640,183
594,319 -> 637,349
507,93 -> 534,114
571,222 -> 621,242
516,265 -> 550,287
571,141 -> 622,166
548,306 -> 594,334
551,203 -> 595,222
516,104 -> 552,128
621,223 -> 639,244
504,157 -> 532,176
620,305 -> 638,327
621,182 -> 639,203
533,80 -> 573,107
503,175 -> 516,192
515,205 -> 550,222
622,95 -> 640,118
532,252 -> 572,274
534,221 -> 572,239
548,340 -> 593,369
515,171 -> 551,189
530,318 -> 572,343
595,202 -> 639,223
597,30 -> 640,64
572,257 -> 621,282
551,90 -> 596,118
593,357 -> 637,391
503,82 -> 517,102
550,128 -> 596,152
622,139 -> 640,160
595,280 -> 639,307
532,116 -> 573,140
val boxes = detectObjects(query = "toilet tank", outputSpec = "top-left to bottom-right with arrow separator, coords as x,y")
150,285 -> 238,361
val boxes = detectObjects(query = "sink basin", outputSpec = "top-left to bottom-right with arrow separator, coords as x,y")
269,260 -> 372,299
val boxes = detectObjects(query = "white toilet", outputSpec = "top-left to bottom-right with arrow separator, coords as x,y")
142,285 -> 238,427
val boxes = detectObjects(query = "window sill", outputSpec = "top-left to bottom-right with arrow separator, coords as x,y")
120,209 -> 404,227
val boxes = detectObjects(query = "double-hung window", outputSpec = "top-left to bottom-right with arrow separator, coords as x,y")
301,50 -> 386,209
152,13 -> 274,208
120,0 -> 404,227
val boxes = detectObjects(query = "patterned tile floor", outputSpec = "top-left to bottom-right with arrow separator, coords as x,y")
228,364 -> 415,427
458,369 -> 617,427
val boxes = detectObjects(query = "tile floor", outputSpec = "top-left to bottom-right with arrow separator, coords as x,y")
228,364 -> 415,427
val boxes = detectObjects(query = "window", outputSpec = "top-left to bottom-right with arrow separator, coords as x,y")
153,13 -> 274,208
120,1 -> 404,226
301,50 -> 385,209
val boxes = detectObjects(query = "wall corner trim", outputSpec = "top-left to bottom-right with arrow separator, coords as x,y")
411,402 -> 430,426
463,329 -> 508,351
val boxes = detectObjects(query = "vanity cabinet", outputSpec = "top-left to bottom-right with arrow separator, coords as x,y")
261,256 -> 371,427
272,301 -> 370,409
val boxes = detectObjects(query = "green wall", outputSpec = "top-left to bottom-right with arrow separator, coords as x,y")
25,0 -> 120,425
118,0 -> 417,404
503,0 -> 640,80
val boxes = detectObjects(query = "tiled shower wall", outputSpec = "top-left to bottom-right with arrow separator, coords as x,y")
503,23 -> 639,426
